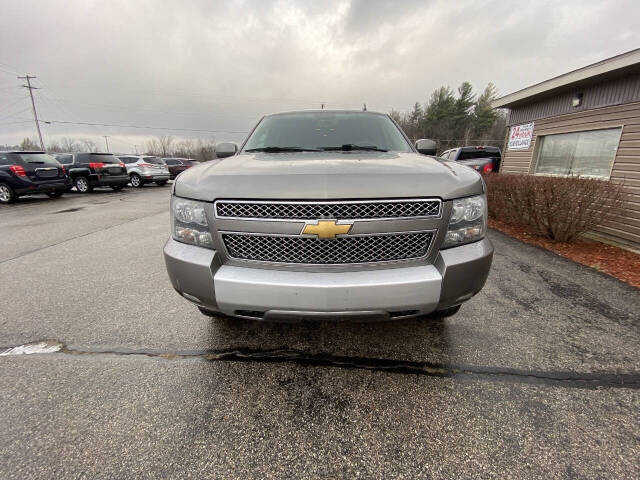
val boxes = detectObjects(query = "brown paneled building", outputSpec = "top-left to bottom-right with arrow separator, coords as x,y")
494,48 -> 640,247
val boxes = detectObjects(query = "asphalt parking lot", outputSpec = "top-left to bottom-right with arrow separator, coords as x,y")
0,186 -> 639,479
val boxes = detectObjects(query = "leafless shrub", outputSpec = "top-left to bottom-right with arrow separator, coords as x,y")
484,174 -> 627,242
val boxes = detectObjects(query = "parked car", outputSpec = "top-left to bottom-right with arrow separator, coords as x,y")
164,110 -> 493,321
118,155 -> 170,187
54,153 -> 129,193
0,151 -> 71,203
439,146 -> 501,174
162,157 -> 195,179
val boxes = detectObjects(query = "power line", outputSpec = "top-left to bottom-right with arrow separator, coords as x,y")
39,119 -> 248,134
18,75 -> 45,150
0,120 -> 32,126
0,106 -> 31,123
0,60 -> 23,75
0,96 -> 30,121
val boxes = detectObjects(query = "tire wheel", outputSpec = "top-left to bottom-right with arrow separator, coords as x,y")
155,180 -> 167,186
198,307 -> 218,317
111,185 -> 125,191
0,182 -> 16,204
130,174 -> 143,188
75,176 -> 92,193
46,191 -> 64,198
427,304 -> 461,319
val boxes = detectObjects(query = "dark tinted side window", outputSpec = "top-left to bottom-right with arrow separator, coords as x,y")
165,159 -> 179,165
77,153 -> 90,163
458,150 -> 501,161
56,155 -> 73,164
0,154 -> 9,165
89,154 -> 121,164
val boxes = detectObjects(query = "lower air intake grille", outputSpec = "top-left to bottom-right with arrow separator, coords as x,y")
222,232 -> 433,264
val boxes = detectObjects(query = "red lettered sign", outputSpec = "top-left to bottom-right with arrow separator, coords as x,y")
508,122 -> 534,150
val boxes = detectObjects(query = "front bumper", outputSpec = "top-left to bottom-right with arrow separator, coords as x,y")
164,237 -> 493,320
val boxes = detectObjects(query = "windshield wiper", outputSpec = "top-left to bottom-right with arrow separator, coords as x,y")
245,146 -> 322,153
321,144 -> 388,152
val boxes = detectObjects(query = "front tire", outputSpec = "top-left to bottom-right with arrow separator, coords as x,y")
74,176 -> 92,193
0,182 -> 16,204
130,173 -> 143,188
155,180 -> 167,186
46,191 -> 64,198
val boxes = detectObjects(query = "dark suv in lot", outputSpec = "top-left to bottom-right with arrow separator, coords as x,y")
439,146 -> 501,174
54,153 -> 129,193
0,151 -> 71,204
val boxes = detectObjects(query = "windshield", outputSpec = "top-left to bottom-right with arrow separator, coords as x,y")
18,153 -> 59,164
242,112 -> 412,153
89,153 -> 121,164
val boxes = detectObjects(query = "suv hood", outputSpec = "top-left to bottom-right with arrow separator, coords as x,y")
174,151 -> 484,201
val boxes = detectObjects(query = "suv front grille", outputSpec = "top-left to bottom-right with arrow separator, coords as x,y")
222,232 -> 433,264
215,199 -> 441,220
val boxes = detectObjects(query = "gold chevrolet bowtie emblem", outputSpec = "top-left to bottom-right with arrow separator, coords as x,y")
302,220 -> 352,239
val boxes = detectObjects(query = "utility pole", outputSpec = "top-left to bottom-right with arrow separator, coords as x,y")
134,144 -> 138,154
18,75 -> 45,150
103,136 -> 110,152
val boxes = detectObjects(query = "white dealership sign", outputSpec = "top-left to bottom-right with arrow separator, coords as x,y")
508,122 -> 534,150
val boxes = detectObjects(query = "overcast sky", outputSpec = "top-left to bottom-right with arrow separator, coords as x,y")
1,0 -> 639,151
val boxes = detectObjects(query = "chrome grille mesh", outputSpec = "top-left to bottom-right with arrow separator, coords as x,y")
215,199 -> 440,219
222,232 -> 433,264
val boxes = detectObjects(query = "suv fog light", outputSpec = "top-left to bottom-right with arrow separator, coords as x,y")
171,197 -> 214,249
442,195 -> 487,249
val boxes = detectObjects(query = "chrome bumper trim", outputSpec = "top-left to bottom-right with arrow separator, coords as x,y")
213,264 -> 442,315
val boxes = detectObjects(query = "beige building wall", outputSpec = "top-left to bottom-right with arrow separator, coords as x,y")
501,101 -> 640,245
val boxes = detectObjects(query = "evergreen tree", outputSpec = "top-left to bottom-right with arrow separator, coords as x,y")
473,82 -> 499,139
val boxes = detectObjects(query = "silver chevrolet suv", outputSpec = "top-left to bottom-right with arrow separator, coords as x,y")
118,155 -> 170,187
164,110 -> 493,321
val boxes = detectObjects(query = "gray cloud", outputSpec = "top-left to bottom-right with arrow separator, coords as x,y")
1,0 -> 639,150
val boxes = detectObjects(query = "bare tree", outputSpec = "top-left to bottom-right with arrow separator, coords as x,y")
145,135 -> 174,157
196,138 -> 216,162
79,138 -> 98,153
60,137 -> 81,152
173,139 -> 197,159
19,137 -> 40,151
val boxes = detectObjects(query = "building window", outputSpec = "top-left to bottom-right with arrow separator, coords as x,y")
534,127 -> 621,178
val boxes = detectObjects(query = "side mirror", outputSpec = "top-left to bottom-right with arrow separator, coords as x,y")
415,139 -> 437,156
215,142 -> 238,158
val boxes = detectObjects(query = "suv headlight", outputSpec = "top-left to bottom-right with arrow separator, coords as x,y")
171,197 -> 214,249
442,195 -> 487,248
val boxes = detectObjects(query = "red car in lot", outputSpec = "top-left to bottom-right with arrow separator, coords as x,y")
162,158 -> 196,179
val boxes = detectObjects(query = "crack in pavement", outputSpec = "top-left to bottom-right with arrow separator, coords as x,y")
2,340 -> 639,390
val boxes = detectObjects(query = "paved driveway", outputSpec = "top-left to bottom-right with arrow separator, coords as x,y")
1,188 -> 638,479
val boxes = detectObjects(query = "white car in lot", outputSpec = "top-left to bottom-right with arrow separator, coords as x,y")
118,155 -> 170,187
